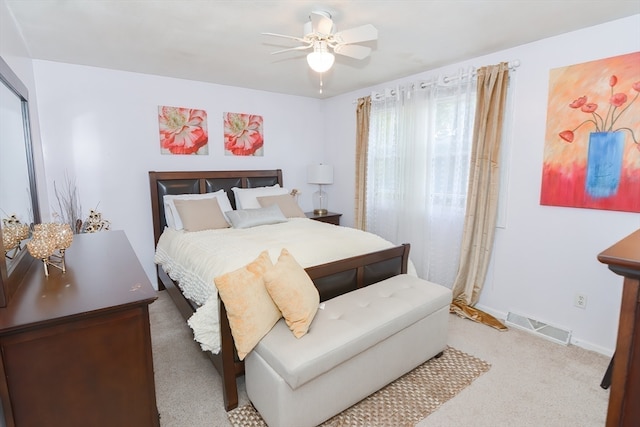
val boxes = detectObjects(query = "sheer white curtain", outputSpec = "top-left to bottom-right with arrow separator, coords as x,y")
366,70 -> 476,286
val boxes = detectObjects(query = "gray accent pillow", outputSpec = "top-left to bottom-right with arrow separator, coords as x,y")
226,203 -> 288,229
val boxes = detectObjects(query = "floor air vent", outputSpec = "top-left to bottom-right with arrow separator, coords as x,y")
505,312 -> 571,345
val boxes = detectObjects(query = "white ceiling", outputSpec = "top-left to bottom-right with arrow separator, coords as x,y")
4,1 -> 640,99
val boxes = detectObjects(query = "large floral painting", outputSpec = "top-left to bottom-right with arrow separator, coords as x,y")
223,112 -> 264,156
540,52 -> 640,213
158,105 -> 208,155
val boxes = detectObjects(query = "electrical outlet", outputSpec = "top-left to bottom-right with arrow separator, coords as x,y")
574,293 -> 587,309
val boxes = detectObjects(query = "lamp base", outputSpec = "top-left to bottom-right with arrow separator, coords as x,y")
312,188 -> 329,216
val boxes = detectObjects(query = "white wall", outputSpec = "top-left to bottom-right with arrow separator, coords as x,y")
324,15 -> 640,355
31,61 -> 328,287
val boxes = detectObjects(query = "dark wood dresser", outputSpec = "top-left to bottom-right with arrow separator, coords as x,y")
598,228 -> 640,427
0,231 -> 159,427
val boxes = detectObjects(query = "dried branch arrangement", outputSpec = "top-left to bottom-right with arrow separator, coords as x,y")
52,173 -> 111,234
53,175 -> 83,233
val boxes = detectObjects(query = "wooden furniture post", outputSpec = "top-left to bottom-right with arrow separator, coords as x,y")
598,228 -> 640,427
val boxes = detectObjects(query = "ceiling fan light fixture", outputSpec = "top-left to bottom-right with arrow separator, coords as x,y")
307,50 -> 335,73
264,11 -> 377,76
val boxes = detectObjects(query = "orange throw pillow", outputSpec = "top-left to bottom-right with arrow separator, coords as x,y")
215,251 -> 281,360
263,248 -> 319,338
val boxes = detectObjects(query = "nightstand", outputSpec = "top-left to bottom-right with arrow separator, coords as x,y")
305,211 -> 342,225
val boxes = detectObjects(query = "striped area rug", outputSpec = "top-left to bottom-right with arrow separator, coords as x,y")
228,346 -> 490,426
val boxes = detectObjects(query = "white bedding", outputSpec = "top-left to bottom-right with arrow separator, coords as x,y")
154,218 -> 414,353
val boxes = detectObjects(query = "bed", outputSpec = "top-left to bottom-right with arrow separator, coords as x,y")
149,169 -> 410,410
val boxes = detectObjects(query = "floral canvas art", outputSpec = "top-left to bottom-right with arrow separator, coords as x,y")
540,52 -> 640,213
223,112 -> 264,156
158,105 -> 208,155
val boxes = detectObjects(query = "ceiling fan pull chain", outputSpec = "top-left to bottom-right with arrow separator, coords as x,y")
319,74 -> 324,94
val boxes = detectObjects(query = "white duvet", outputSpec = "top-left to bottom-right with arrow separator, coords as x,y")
154,218 -> 413,353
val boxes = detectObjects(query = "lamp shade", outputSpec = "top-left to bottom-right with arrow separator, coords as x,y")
307,51 -> 335,73
307,164 -> 333,185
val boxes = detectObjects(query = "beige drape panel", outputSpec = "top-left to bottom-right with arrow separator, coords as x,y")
450,63 -> 510,331
354,96 -> 371,230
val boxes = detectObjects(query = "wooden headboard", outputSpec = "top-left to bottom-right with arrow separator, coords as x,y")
149,169 -> 283,246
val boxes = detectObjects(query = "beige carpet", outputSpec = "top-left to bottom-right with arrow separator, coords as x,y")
227,346 -> 490,427
150,290 -> 610,427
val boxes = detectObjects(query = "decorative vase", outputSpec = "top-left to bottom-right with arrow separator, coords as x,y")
585,131 -> 625,198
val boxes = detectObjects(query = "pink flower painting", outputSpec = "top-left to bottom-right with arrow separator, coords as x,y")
159,105 -> 208,155
540,52 -> 640,213
223,112 -> 264,156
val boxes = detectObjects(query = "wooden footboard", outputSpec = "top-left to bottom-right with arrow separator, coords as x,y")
158,243 -> 410,410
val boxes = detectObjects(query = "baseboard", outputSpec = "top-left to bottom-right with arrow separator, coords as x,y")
570,337 -> 614,357
475,304 -> 614,357
474,304 -> 507,323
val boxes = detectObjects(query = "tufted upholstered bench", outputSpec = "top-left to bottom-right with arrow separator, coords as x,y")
244,274 -> 452,427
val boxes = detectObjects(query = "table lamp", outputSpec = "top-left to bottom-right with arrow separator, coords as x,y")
307,164 -> 333,215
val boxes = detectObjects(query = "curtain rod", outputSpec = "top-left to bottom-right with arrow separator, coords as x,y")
438,59 -> 520,85
353,59 -> 520,104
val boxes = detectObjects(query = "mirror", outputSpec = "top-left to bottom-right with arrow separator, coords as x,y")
0,56 -> 41,307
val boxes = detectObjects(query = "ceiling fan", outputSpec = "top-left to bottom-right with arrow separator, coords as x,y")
262,11 -> 378,73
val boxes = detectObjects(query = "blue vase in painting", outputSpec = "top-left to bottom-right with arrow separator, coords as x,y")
585,131 -> 625,198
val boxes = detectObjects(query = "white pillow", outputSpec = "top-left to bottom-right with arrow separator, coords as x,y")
231,184 -> 289,209
226,204 -> 287,229
163,190 -> 233,230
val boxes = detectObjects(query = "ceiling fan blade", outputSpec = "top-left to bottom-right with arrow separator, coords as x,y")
270,45 -> 313,55
262,32 -> 308,43
333,44 -> 372,60
310,11 -> 334,35
333,24 -> 378,44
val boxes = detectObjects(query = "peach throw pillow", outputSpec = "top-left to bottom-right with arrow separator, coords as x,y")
214,251 -> 281,360
263,249 -> 320,338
